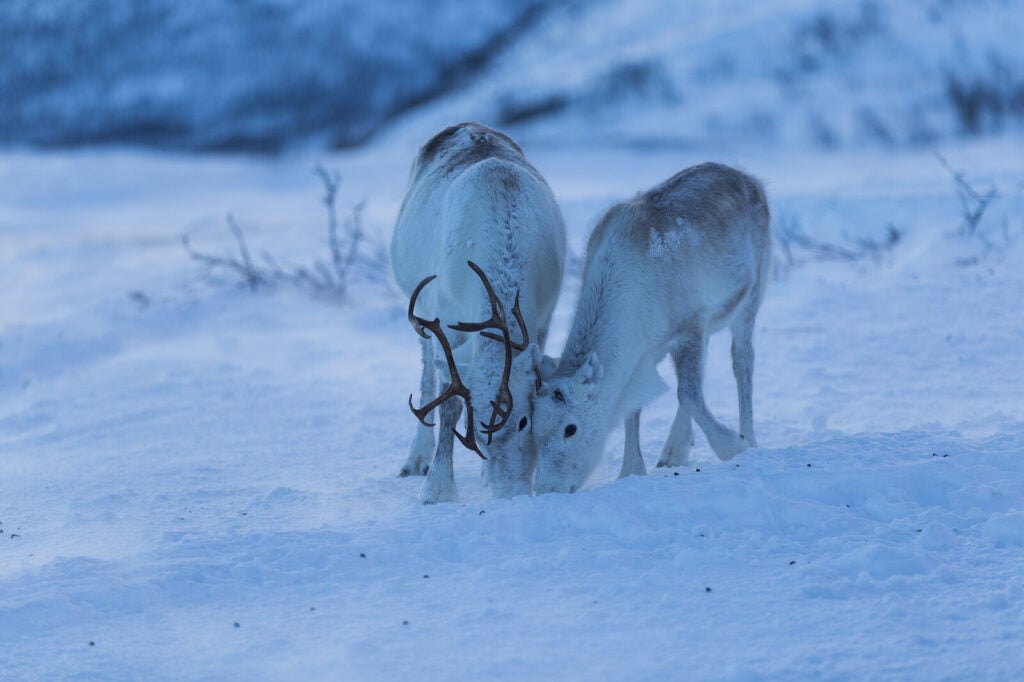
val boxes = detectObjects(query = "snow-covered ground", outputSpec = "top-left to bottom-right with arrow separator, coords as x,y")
2,136 -> 1022,679
389,0 -> 1024,150
0,0 -> 548,150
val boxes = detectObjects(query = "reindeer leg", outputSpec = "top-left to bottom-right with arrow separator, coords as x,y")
400,337 -> 436,477
657,408 -> 694,468
731,299 -> 758,448
618,410 -> 647,478
419,382 -> 462,504
674,328 -> 748,461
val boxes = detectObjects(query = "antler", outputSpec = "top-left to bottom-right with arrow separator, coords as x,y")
449,261 -> 530,351
406,261 -> 530,456
407,274 -> 487,459
448,261 -> 529,442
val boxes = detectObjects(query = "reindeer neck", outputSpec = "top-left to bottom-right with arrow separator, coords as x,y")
468,240 -> 528,341
560,259 -> 647,408
471,332 -> 508,374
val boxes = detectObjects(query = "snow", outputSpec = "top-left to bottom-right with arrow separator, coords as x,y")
0,0 -> 547,150
3,0 -> 1024,676
5,1 -> 1024,152
2,136 -> 1023,679
380,0 -> 1024,151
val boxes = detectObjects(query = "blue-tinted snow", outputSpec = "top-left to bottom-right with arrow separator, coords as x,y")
3,0 -> 1024,151
0,0 -> 548,150
1,138 -> 1023,679
2,1 -> 1024,678
388,0 -> 1024,150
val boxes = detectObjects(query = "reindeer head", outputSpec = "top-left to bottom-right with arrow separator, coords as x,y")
531,352 -> 606,494
407,261 -> 540,497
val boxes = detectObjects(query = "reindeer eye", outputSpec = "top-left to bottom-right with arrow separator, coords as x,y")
518,417 -> 528,431
553,389 -> 564,402
564,424 -> 577,438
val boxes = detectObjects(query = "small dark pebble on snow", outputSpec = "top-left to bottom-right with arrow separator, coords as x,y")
735,464 -> 740,468
479,510 -> 486,515
673,472 -> 679,476
789,560 -> 796,565
695,468 -> 701,472
705,587 -> 712,593
310,607 -> 316,611
10,534 -> 19,539
89,641 -> 95,647
916,529 -> 922,533
129,290 -> 150,307
932,453 -> 937,457
806,463 -> 812,467
423,575 -> 429,579
402,620 -> 409,626
942,453 -> 950,458
234,622 -> 240,628
359,553 -> 366,558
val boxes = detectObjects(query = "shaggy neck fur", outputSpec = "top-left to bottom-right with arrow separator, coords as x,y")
560,242 -> 667,427
466,177 -> 528,426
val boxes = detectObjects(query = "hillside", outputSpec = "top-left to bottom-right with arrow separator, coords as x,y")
3,0 -> 1023,152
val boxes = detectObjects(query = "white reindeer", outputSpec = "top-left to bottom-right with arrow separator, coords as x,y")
531,163 -> 770,494
391,122 -> 566,503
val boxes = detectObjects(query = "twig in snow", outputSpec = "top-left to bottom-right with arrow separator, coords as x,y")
936,153 -> 998,238
774,214 -> 900,277
183,166 -> 387,301
182,212 -> 268,291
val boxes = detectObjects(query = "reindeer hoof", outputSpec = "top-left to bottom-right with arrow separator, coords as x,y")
395,462 -> 428,477
711,432 -> 749,461
398,455 -> 430,477
420,485 -> 457,505
399,464 -> 429,478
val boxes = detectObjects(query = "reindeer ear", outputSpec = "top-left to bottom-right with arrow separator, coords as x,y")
538,354 -> 558,381
572,352 -> 603,400
512,342 -> 542,375
513,343 -> 551,393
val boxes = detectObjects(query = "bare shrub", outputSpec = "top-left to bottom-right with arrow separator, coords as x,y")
936,153 -> 997,238
182,165 -> 387,301
773,213 -> 901,277
935,154 -> 1021,267
183,213 -> 270,291
946,62 -> 1024,137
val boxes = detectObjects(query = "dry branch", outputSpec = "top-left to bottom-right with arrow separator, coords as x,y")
183,166 -> 386,301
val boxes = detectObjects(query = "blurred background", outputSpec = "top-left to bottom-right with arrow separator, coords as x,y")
3,0 -> 1022,154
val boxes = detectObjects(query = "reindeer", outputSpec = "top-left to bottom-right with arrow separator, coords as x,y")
391,122 -> 566,503
530,163 -> 770,494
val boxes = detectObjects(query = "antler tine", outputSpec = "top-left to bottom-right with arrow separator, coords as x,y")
406,272 -> 487,459
448,261 -> 529,350
444,261 -> 521,442
447,261 -> 506,334
407,274 -> 437,339
481,290 -> 529,350
480,325 -> 514,443
444,260 -> 531,443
